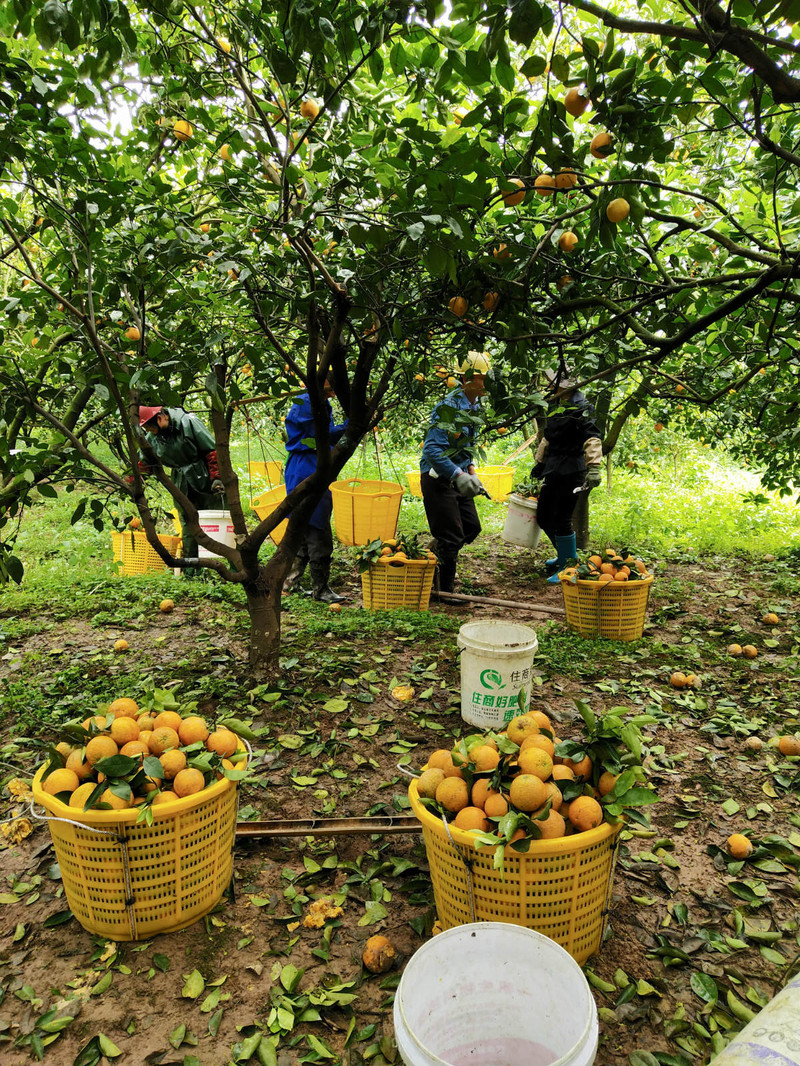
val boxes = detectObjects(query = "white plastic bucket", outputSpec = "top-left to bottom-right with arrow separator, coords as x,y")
710,974 -> 800,1064
197,510 -> 237,559
457,621 -> 538,729
394,923 -> 598,1066
503,493 -> 541,549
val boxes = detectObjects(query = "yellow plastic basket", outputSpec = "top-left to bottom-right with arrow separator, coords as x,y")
32,766 -> 239,941
331,478 -> 403,546
248,460 -> 282,488
475,465 -> 514,501
111,531 -> 182,576
251,484 -> 288,545
361,556 -> 437,610
408,780 -> 621,964
559,573 -> 654,641
406,470 -> 422,498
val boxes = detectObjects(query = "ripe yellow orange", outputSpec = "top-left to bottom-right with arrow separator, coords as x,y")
598,771 -> 618,796
670,671 -> 687,688
518,747 -> 554,781
470,745 -> 500,772
606,198 -> 630,223
726,833 -> 753,859
362,935 -> 396,974
159,599 -> 174,613
567,796 -> 603,832
493,243 -> 512,260
484,792 -> 509,818
86,736 -> 118,766
533,173 -> 556,197
120,740 -> 149,759
417,768 -> 446,799
66,750 -> 93,781
529,711 -> 552,731
55,741 -> 73,759
101,789 -> 131,810
153,791 -> 179,805
124,326 -> 140,342
148,727 -> 180,755
535,809 -> 566,839
43,768 -> 80,796
506,715 -> 539,746
448,295 -> 468,318
544,781 -> 563,811
427,749 -> 454,773
153,711 -> 182,733
554,167 -> 578,190
471,778 -> 493,809
435,777 -> 469,814
109,697 -> 139,719
300,98 -> 320,120
551,765 -> 575,782
173,768 -> 206,797
69,782 -> 97,809
160,750 -> 188,780
501,178 -> 526,207
564,754 -> 592,780
114,639 -> 129,653
110,717 -> 140,745
206,729 -> 238,758
329,603 -> 342,613
173,119 -> 193,142
482,291 -> 500,311
179,716 -> 210,746
558,231 -> 578,253
590,131 -> 613,159
454,806 -> 490,832
727,643 -> 743,657
216,36 -> 232,53
564,88 -> 589,117
521,733 -> 555,760
762,613 -> 779,625
778,735 -> 800,756
220,143 -> 232,161
742,645 -> 758,659
509,774 -> 547,812
138,730 -> 153,746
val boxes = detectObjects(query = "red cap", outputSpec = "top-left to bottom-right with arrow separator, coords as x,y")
138,405 -> 163,426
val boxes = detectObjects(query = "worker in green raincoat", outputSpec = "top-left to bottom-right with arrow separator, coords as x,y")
129,406 -> 224,572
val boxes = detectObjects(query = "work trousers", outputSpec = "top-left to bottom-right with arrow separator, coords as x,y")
421,473 -> 481,563
536,473 -> 585,542
294,523 -> 334,568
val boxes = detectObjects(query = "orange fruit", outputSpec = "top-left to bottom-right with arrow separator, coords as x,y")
501,178 -> 526,207
727,833 -> 753,859
529,711 -> 552,731
533,173 -> 556,196
778,736 -> 800,756
113,639 -> 129,653
206,730 -> 239,758
160,750 -> 187,779
108,698 -> 140,719
110,717 -> 140,745
159,599 -> 175,613
471,778 -> 493,809
508,775 -> 547,812
86,736 -> 118,766
482,291 -> 500,311
567,796 -> 603,832
484,792 -> 509,818
83,715 -> 109,733
554,167 -> 578,190
552,765 -> 575,782
43,768 -> 80,796
606,198 -> 630,223
762,612 -> 779,625
448,296 -> 468,317
55,742 -> 74,759
152,791 -> 179,805
120,740 -> 150,759
173,768 -> 206,797
520,733 -> 555,759
534,809 -> 566,839
139,730 -> 153,746
543,781 -> 563,811
506,715 -> 539,746
590,131 -> 613,159
179,716 -> 210,746
742,645 -> 758,659
564,754 -> 593,781
100,789 -> 131,810
598,771 -> 618,796
564,88 -> 589,117
727,643 -> 743,657
613,570 -> 629,581
417,768 -> 445,799
470,745 -> 500,772
362,935 -> 396,974
148,727 -> 180,755
137,715 -> 156,732
153,711 -> 182,733
69,782 -> 98,810
558,231 -> 578,253
517,747 -> 554,781
66,750 -> 93,781
670,671 -> 687,688
454,806 -> 490,832
435,777 -> 469,814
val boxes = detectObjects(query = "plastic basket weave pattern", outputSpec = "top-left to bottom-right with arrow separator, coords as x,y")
560,574 -> 654,641
111,532 -> 182,576
408,781 -> 620,964
251,484 -> 288,545
331,478 -> 402,546
475,465 -> 514,501
33,767 -> 238,941
362,558 -> 436,611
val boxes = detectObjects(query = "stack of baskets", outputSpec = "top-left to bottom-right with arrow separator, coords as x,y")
111,531 -> 181,576
408,780 -> 620,964
361,554 -> 437,611
559,572 -> 654,641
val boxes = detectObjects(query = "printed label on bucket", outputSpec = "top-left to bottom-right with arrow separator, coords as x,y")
466,664 -> 532,727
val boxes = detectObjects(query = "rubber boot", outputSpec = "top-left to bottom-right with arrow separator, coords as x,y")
437,557 -> 457,594
546,533 -> 577,584
283,556 -> 307,594
310,562 -> 345,603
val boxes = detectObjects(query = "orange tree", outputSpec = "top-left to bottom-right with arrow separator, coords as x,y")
2,0 -> 800,668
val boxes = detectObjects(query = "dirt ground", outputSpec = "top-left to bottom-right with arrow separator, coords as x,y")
1,536 -> 799,1065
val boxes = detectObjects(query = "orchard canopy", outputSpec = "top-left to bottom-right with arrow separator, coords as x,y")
1,0 -> 799,649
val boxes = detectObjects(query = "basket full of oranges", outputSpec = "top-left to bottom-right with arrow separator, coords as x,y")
32,696 -> 248,941
357,534 -> 437,611
558,549 -> 654,642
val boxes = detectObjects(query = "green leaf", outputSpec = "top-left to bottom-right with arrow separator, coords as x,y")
97,1033 -> 123,1057
279,964 -> 304,993
91,972 -> 113,996
689,972 -> 718,1004
322,698 -> 349,714
169,1023 -> 186,1049
182,969 -> 205,999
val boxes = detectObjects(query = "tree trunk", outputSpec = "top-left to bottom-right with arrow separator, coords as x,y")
245,563 -> 285,677
574,490 -> 590,550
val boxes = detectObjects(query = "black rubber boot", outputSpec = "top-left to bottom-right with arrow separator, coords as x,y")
437,557 -> 458,594
283,557 -> 307,594
310,562 -> 345,603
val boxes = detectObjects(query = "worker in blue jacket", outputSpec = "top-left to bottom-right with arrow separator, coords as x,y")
283,378 -> 348,602
420,352 -> 490,592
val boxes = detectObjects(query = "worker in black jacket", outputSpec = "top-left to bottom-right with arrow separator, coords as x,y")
532,369 -> 602,583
